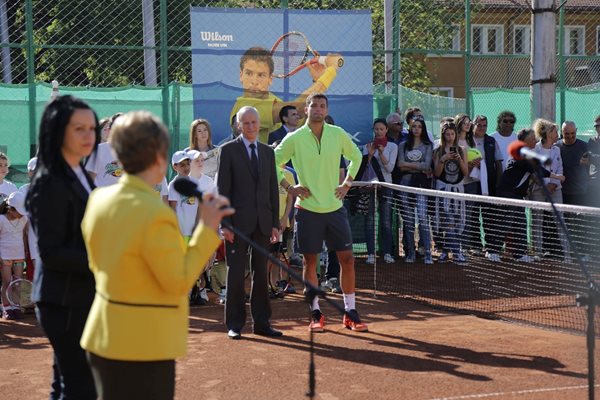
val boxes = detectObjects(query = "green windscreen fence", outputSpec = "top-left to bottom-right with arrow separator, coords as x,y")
373,84 -> 467,133
471,89 -> 600,140
3,83 -> 600,186
1,83 -> 195,182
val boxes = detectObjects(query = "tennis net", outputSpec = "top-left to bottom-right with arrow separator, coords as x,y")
347,181 -> 600,336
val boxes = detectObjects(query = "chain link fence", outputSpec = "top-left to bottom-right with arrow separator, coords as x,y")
466,0 -> 600,137
1,1 -> 600,173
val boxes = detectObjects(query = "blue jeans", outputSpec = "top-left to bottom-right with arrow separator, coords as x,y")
401,192 -> 431,256
438,198 -> 464,254
463,181 -> 483,250
364,188 -> 392,255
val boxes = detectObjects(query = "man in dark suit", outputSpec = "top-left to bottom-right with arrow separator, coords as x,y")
267,105 -> 299,145
217,106 -> 282,340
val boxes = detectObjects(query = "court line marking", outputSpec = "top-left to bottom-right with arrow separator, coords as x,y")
429,384 -> 599,399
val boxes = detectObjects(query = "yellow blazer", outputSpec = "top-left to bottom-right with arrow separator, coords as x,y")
80,174 -> 220,361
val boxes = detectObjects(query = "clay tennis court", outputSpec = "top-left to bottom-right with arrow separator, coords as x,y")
1,280 -> 598,400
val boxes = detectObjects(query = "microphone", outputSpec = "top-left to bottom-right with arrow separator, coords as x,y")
173,177 -> 203,201
507,140 -> 551,166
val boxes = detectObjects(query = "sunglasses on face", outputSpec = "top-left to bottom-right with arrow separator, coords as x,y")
594,123 -> 600,128
391,122 -> 403,126
503,119 -> 516,124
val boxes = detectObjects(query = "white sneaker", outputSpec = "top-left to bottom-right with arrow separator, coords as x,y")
424,253 -> 433,265
383,254 -> 395,264
199,288 -> 209,302
454,253 -> 467,264
218,288 -> 227,305
485,252 -> 500,262
320,280 -> 332,291
366,254 -> 376,265
516,255 -> 535,263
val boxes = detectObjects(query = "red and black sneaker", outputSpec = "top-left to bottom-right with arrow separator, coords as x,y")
343,309 -> 368,332
308,309 -> 325,332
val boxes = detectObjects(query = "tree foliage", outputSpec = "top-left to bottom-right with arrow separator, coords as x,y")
3,0 -> 464,92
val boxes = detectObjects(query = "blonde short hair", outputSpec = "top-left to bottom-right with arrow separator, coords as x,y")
533,118 -> 557,144
109,111 -> 170,174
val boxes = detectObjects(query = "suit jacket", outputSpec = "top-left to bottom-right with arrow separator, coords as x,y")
482,135 -> 500,195
217,136 -> 279,236
80,174 -> 220,361
27,161 -> 96,307
268,126 -> 288,145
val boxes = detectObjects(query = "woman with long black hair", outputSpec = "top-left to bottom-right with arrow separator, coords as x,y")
397,116 -> 434,264
360,118 -> 397,265
26,95 -> 99,399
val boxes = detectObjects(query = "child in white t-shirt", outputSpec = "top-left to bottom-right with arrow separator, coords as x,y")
188,150 -> 218,198
188,150 -> 220,304
0,152 -> 18,202
0,191 -> 28,320
86,142 -> 123,187
167,151 -> 194,238
154,176 -> 169,204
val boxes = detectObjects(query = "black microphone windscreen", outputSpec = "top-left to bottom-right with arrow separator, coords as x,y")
173,177 -> 200,198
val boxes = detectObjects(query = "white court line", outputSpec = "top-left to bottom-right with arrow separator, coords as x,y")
429,384 -> 599,400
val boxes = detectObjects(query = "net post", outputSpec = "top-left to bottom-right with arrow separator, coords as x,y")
25,0 -> 36,158
373,184 -> 378,298
159,0 -> 169,129
464,0 -> 472,115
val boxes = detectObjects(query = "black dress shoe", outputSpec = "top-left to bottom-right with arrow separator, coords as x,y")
253,326 -> 283,337
227,329 -> 242,340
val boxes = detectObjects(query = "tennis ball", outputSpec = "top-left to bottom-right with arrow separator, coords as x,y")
467,148 -> 483,162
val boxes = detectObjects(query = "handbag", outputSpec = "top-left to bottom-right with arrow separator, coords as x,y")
410,172 -> 431,189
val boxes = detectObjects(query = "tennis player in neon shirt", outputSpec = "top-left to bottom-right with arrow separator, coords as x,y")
274,93 -> 368,332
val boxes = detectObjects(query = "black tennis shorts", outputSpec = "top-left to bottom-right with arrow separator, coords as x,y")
294,207 -> 353,254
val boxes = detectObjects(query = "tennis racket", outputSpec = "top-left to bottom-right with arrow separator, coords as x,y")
270,31 -> 344,79
6,277 -> 34,308
201,147 -> 220,161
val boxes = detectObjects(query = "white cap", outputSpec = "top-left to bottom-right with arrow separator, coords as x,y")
7,191 -> 27,217
27,157 -> 37,171
186,150 -> 202,160
171,150 -> 190,165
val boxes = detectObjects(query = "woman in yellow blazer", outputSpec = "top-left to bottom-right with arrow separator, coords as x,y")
80,111 -> 233,400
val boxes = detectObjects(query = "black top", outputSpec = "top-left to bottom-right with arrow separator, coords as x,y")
437,148 -> 464,185
556,139 -> 589,195
497,158 -> 549,199
27,160 -> 96,307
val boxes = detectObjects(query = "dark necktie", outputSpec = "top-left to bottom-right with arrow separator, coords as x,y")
249,143 -> 259,179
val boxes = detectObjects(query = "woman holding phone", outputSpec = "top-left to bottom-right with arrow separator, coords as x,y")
433,120 -> 469,264
360,118 -> 398,264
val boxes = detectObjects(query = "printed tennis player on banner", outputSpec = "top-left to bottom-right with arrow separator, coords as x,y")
190,7 -> 373,145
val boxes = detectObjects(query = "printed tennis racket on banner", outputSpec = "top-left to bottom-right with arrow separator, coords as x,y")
7,277 -> 34,308
270,31 -> 343,78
